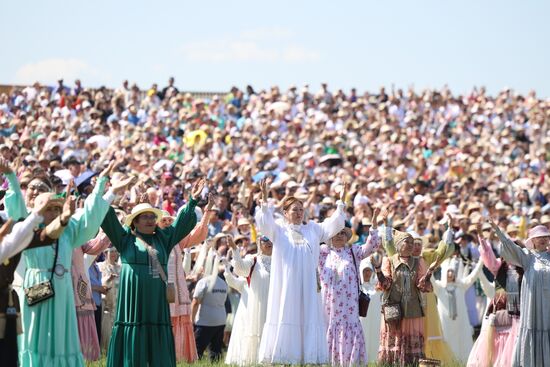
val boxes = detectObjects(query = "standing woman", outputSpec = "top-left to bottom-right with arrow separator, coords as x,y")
487,220 -> 550,367
160,194 -> 215,363
100,179 -> 204,367
374,230 -> 434,366
225,233 -> 272,365
383,211 -> 457,364
256,179 -> 347,365
318,209 -> 381,366
17,165 -> 122,366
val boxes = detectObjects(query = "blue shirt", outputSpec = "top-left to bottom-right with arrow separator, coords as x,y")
89,263 -> 102,306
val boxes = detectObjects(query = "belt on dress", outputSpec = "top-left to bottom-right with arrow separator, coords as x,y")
35,264 -> 69,277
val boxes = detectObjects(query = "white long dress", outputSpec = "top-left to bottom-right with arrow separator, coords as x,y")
225,251 -> 271,365
433,258 -> 484,361
223,269 -> 249,364
359,257 -> 382,364
256,201 -> 346,364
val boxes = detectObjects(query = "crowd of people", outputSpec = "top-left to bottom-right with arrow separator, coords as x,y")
0,77 -> 549,366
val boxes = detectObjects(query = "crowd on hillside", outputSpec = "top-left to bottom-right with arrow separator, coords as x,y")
0,78 -> 549,366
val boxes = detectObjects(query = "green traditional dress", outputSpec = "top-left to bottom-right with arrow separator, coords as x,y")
7,177 -> 111,366
101,198 -> 197,367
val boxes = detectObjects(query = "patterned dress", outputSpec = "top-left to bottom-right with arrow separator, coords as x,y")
318,228 -> 380,366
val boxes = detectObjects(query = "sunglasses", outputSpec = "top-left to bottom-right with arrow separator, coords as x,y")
260,236 -> 271,243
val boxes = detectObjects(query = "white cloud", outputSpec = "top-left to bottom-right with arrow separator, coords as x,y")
13,58 -> 108,85
181,28 -> 320,64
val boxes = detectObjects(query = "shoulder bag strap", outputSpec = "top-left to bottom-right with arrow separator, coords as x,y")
133,231 -> 168,284
49,240 -> 60,282
349,247 -> 361,294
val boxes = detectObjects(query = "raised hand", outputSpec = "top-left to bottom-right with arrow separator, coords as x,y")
99,160 -> 117,179
339,182 -> 349,202
226,235 -> 237,250
0,158 -> 13,175
191,178 -> 206,200
370,252 -> 383,269
446,212 -> 454,227
259,178 -> 269,203
0,219 -> 13,242
61,180 -> 76,223
371,207 -> 381,229
380,204 -> 393,226
111,176 -> 137,195
205,193 -> 215,212
36,196 -> 64,216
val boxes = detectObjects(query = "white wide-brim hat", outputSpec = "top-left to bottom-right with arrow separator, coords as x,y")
124,203 -> 163,227
525,225 -> 550,250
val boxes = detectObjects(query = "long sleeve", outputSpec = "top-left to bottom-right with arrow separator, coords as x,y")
423,228 -> 455,265
223,269 -> 246,294
64,176 -> 111,249
183,249 -> 192,274
317,200 -> 346,243
383,223 -> 397,257
376,256 -> 393,291
81,231 -> 111,256
460,259 -> 484,289
494,225 -> 531,269
416,258 -> 433,293
254,203 -> 279,242
164,197 -> 197,249
478,269 -> 495,299
0,212 -> 43,263
478,236 -> 502,274
357,228 -> 381,259
178,211 -> 212,249
191,243 -> 209,276
4,172 -> 29,220
231,249 -> 255,278
101,206 -> 128,252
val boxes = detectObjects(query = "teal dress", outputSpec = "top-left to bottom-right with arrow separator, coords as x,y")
10,177 -> 110,366
101,198 -> 197,367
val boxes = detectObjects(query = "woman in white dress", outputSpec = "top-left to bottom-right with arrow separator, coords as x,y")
433,256 -> 484,361
359,255 -> 382,363
256,179 -> 347,365
225,234 -> 272,365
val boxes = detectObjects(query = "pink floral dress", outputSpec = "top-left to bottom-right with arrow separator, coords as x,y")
319,228 -> 380,367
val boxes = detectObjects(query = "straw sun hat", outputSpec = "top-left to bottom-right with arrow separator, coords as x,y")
124,203 -> 163,227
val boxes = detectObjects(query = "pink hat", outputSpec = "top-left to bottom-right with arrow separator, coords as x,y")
525,225 -> 550,250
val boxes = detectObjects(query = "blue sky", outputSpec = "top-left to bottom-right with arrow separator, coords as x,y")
1,1 -> 549,96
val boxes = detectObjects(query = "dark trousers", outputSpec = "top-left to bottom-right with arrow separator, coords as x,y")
94,304 -> 102,345
194,324 -> 225,361
0,316 -> 18,367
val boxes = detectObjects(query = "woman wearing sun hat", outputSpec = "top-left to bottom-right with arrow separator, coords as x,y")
318,209 -> 381,366
488,220 -> 550,367
100,178 -> 204,367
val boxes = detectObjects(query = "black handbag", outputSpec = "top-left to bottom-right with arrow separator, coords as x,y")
24,241 -> 59,306
350,248 -> 370,317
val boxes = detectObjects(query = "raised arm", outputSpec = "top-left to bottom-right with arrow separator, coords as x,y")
460,259 -> 484,289
375,256 -> 393,291
223,264 -> 246,294
65,176 -> 111,248
164,179 -> 203,248
0,214 -> 40,263
183,248 -> 192,274
478,235 -> 502,275
254,179 -> 280,242
101,206 -> 128,252
81,231 -> 111,256
0,159 -> 28,220
478,268 -> 496,299
227,237 -> 255,277
178,193 -> 215,249
318,200 -> 346,243
489,218 -> 530,269
381,206 -> 397,256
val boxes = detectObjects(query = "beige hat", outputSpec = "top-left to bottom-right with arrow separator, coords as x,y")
237,218 -> 251,227
541,215 -> 550,225
124,203 -> 163,227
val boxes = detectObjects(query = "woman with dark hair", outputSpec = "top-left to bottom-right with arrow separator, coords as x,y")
256,179 -> 347,365
100,178 -> 204,367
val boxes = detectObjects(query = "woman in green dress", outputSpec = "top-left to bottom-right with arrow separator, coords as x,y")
100,178 -> 205,367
